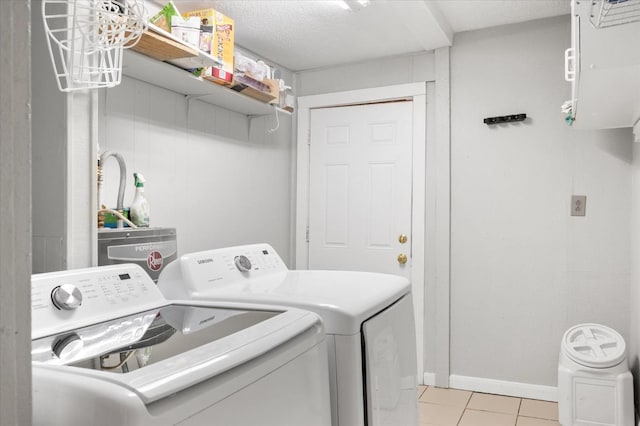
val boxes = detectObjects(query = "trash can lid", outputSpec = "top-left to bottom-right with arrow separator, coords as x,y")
562,323 -> 626,368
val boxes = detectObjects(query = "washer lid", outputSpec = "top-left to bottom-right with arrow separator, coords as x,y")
158,243 -> 413,335
562,323 -> 626,368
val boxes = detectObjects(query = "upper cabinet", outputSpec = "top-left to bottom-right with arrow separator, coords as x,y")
566,0 -> 640,129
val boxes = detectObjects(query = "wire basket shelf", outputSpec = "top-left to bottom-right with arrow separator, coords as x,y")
590,0 -> 640,28
42,0 -> 147,92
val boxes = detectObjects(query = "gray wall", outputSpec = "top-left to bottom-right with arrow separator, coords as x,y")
32,0 -> 68,273
295,51 -> 435,96
32,0 -> 97,271
99,76 -> 294,261
450,16 -> 632,388
0,1 -> 32,423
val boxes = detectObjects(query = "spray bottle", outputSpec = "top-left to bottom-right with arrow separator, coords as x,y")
130,172 -> 150,227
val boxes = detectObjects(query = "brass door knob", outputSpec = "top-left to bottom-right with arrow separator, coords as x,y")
398,234 -> 408,244
397,253 -> 408,264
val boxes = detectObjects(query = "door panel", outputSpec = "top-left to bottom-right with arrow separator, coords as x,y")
324,164 -> 349,247
309,101 -> 413,278
367,163 -> 394,249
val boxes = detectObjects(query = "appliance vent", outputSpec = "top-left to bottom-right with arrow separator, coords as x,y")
590,0 -> 640,28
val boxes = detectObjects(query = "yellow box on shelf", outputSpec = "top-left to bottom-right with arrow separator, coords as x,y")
183,8 -> 235,85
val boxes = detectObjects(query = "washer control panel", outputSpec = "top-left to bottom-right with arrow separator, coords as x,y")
158,243 -> 288,298
222,245 -> 287,275
32,264 -> 166,341
199,244 -> 286,281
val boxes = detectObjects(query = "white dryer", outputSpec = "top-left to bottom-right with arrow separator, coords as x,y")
31,264 -> 331,426
158,243 -> 418,426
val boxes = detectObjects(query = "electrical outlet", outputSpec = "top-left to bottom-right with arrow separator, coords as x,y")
571,195 -> 586,216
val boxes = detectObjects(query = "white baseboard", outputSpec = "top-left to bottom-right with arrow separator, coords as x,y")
423,372 -> 436,386
448,375 -> 558,402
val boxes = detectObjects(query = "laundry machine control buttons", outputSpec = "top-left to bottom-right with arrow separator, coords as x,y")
234,255 -> 252,272
52,333 -> 83,360
52,284 -> 83,310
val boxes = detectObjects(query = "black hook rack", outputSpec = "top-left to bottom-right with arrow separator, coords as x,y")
483,113 -> 527,125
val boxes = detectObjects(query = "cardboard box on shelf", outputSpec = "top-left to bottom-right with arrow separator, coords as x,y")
199,25 -> 213,54
203,67 -> 233,85
150,1 -> 180,33
183,8 -> 234,79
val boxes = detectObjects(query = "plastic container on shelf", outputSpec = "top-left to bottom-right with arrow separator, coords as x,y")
234,52 -> 270,82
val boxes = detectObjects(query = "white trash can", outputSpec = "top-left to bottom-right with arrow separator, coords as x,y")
558,323 -> 634,426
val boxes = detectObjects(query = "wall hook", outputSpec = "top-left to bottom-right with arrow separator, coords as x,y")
484,113 -> 527,125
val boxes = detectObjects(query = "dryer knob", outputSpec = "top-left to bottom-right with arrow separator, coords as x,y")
52,333 -> 83,360
234,255 -> 252,272
52,283 -> 83,310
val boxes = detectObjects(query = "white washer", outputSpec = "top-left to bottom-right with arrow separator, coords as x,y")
158,243 -> 418,426
31,264 -> 331,426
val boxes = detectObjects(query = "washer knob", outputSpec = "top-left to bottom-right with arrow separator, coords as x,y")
52,333 -> 83,360
234,255 -> 252,272
52,284 -> 83,310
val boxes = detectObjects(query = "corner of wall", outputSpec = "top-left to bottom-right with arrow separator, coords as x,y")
1,1 -> 32,423
432,45 -> 451,389
31,0 -> 70,272
630,141 -> 640,415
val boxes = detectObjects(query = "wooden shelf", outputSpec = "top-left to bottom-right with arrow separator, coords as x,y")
129,28 -> 199,62
124,51 -> 287,116
123,26 -> 291,117
142,24 -> 224,70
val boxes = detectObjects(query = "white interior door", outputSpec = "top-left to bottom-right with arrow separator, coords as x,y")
308,101 -> 413,278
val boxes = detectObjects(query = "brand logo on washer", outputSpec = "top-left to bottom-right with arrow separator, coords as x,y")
147,251 -> 163,271
135,243 -> 162,252
197,258 -> 213,265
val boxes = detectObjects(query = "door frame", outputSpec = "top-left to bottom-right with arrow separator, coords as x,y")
295,83 -> 427,382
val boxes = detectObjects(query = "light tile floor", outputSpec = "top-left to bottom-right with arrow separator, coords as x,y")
418,386 -> 559,426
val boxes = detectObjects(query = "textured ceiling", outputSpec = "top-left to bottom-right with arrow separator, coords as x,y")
435,0 -> 571,33
165,0 -> 571,71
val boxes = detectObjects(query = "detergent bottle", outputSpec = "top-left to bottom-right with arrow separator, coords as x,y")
130,172 -> 150,227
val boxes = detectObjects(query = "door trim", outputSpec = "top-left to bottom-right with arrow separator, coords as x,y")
295,82 -> 427,382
